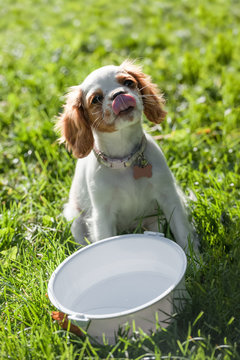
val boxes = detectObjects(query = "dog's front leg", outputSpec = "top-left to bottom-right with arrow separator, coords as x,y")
156,186 -> 199,254
90,208 -> 117,242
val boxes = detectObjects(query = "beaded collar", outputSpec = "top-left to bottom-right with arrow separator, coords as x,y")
93,135 -> 147,169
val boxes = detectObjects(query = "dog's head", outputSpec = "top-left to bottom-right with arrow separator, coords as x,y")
56,60 -> 167,158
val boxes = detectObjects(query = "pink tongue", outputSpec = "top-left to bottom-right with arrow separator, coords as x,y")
112,94 -> 136,115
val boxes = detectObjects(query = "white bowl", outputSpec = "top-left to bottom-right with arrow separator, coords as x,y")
48,232 -> 187,344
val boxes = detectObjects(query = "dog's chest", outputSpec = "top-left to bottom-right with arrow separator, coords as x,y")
110,172 -> 156,226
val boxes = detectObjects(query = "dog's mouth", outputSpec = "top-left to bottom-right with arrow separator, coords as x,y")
112,94 -> 136,116
118,106 -> 135,115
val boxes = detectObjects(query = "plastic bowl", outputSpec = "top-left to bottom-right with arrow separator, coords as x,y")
48,232 -> 187,344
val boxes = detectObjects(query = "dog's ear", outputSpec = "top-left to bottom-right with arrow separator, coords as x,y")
121,60 -> 167,123
56,86 -> 94,158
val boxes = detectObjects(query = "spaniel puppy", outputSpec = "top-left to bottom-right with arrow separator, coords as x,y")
56,60 -> 199,254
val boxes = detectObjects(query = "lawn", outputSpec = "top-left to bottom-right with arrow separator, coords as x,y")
0,0 -> 240,358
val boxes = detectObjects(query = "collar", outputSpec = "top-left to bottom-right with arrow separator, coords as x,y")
93,135 -> 147,169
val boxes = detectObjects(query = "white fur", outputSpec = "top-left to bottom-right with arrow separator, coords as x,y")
60,63 -> 199,254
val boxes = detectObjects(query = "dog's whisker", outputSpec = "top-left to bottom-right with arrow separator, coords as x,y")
139,84 -> 151,92
140,95 -> 156,101
92,116 -> 103,130
91,111 -> 102,116
140,95 -> 163,104
141,94 -> 159,97
140,94 -> 163,101
92,116 -> 101,127
140,98 -> 156,105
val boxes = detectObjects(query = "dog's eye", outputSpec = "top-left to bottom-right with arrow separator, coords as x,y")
92,95 -> 103,104
123,79 -> 134,87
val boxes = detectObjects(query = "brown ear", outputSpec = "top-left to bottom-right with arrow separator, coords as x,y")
55,86 -> 94,158
121,60 -> 167,123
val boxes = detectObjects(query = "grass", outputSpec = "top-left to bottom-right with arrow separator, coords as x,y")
1,0 -> 240,358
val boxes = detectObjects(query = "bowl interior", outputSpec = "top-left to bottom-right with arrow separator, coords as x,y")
49,234 -> 186,317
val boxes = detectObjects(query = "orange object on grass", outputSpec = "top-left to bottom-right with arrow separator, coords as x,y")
51,311 -> 83,337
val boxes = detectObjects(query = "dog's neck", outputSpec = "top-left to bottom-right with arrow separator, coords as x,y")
93,122 -> 144,159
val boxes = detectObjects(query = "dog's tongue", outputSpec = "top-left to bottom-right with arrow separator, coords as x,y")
112,94 -> 136,115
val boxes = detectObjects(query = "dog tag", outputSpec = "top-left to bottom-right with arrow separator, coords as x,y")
133,154 -> 152,179
133,164 -> 152,179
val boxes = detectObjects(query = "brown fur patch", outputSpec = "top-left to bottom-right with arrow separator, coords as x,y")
85,89 -> 116,133
116,73 -> 138,89
55,87 -> 94,158
87,89 -> 103,107
87,104 -> 116,133
120,60 -> 167,124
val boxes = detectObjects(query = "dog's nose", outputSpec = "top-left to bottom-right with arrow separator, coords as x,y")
111,90 -> 126,101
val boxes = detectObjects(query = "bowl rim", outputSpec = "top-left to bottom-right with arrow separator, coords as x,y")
48,233 -> 187,320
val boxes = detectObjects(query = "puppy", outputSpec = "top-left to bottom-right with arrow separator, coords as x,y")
56,60 -> 199,254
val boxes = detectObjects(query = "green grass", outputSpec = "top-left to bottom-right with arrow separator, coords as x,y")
1,0 -> 240,358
